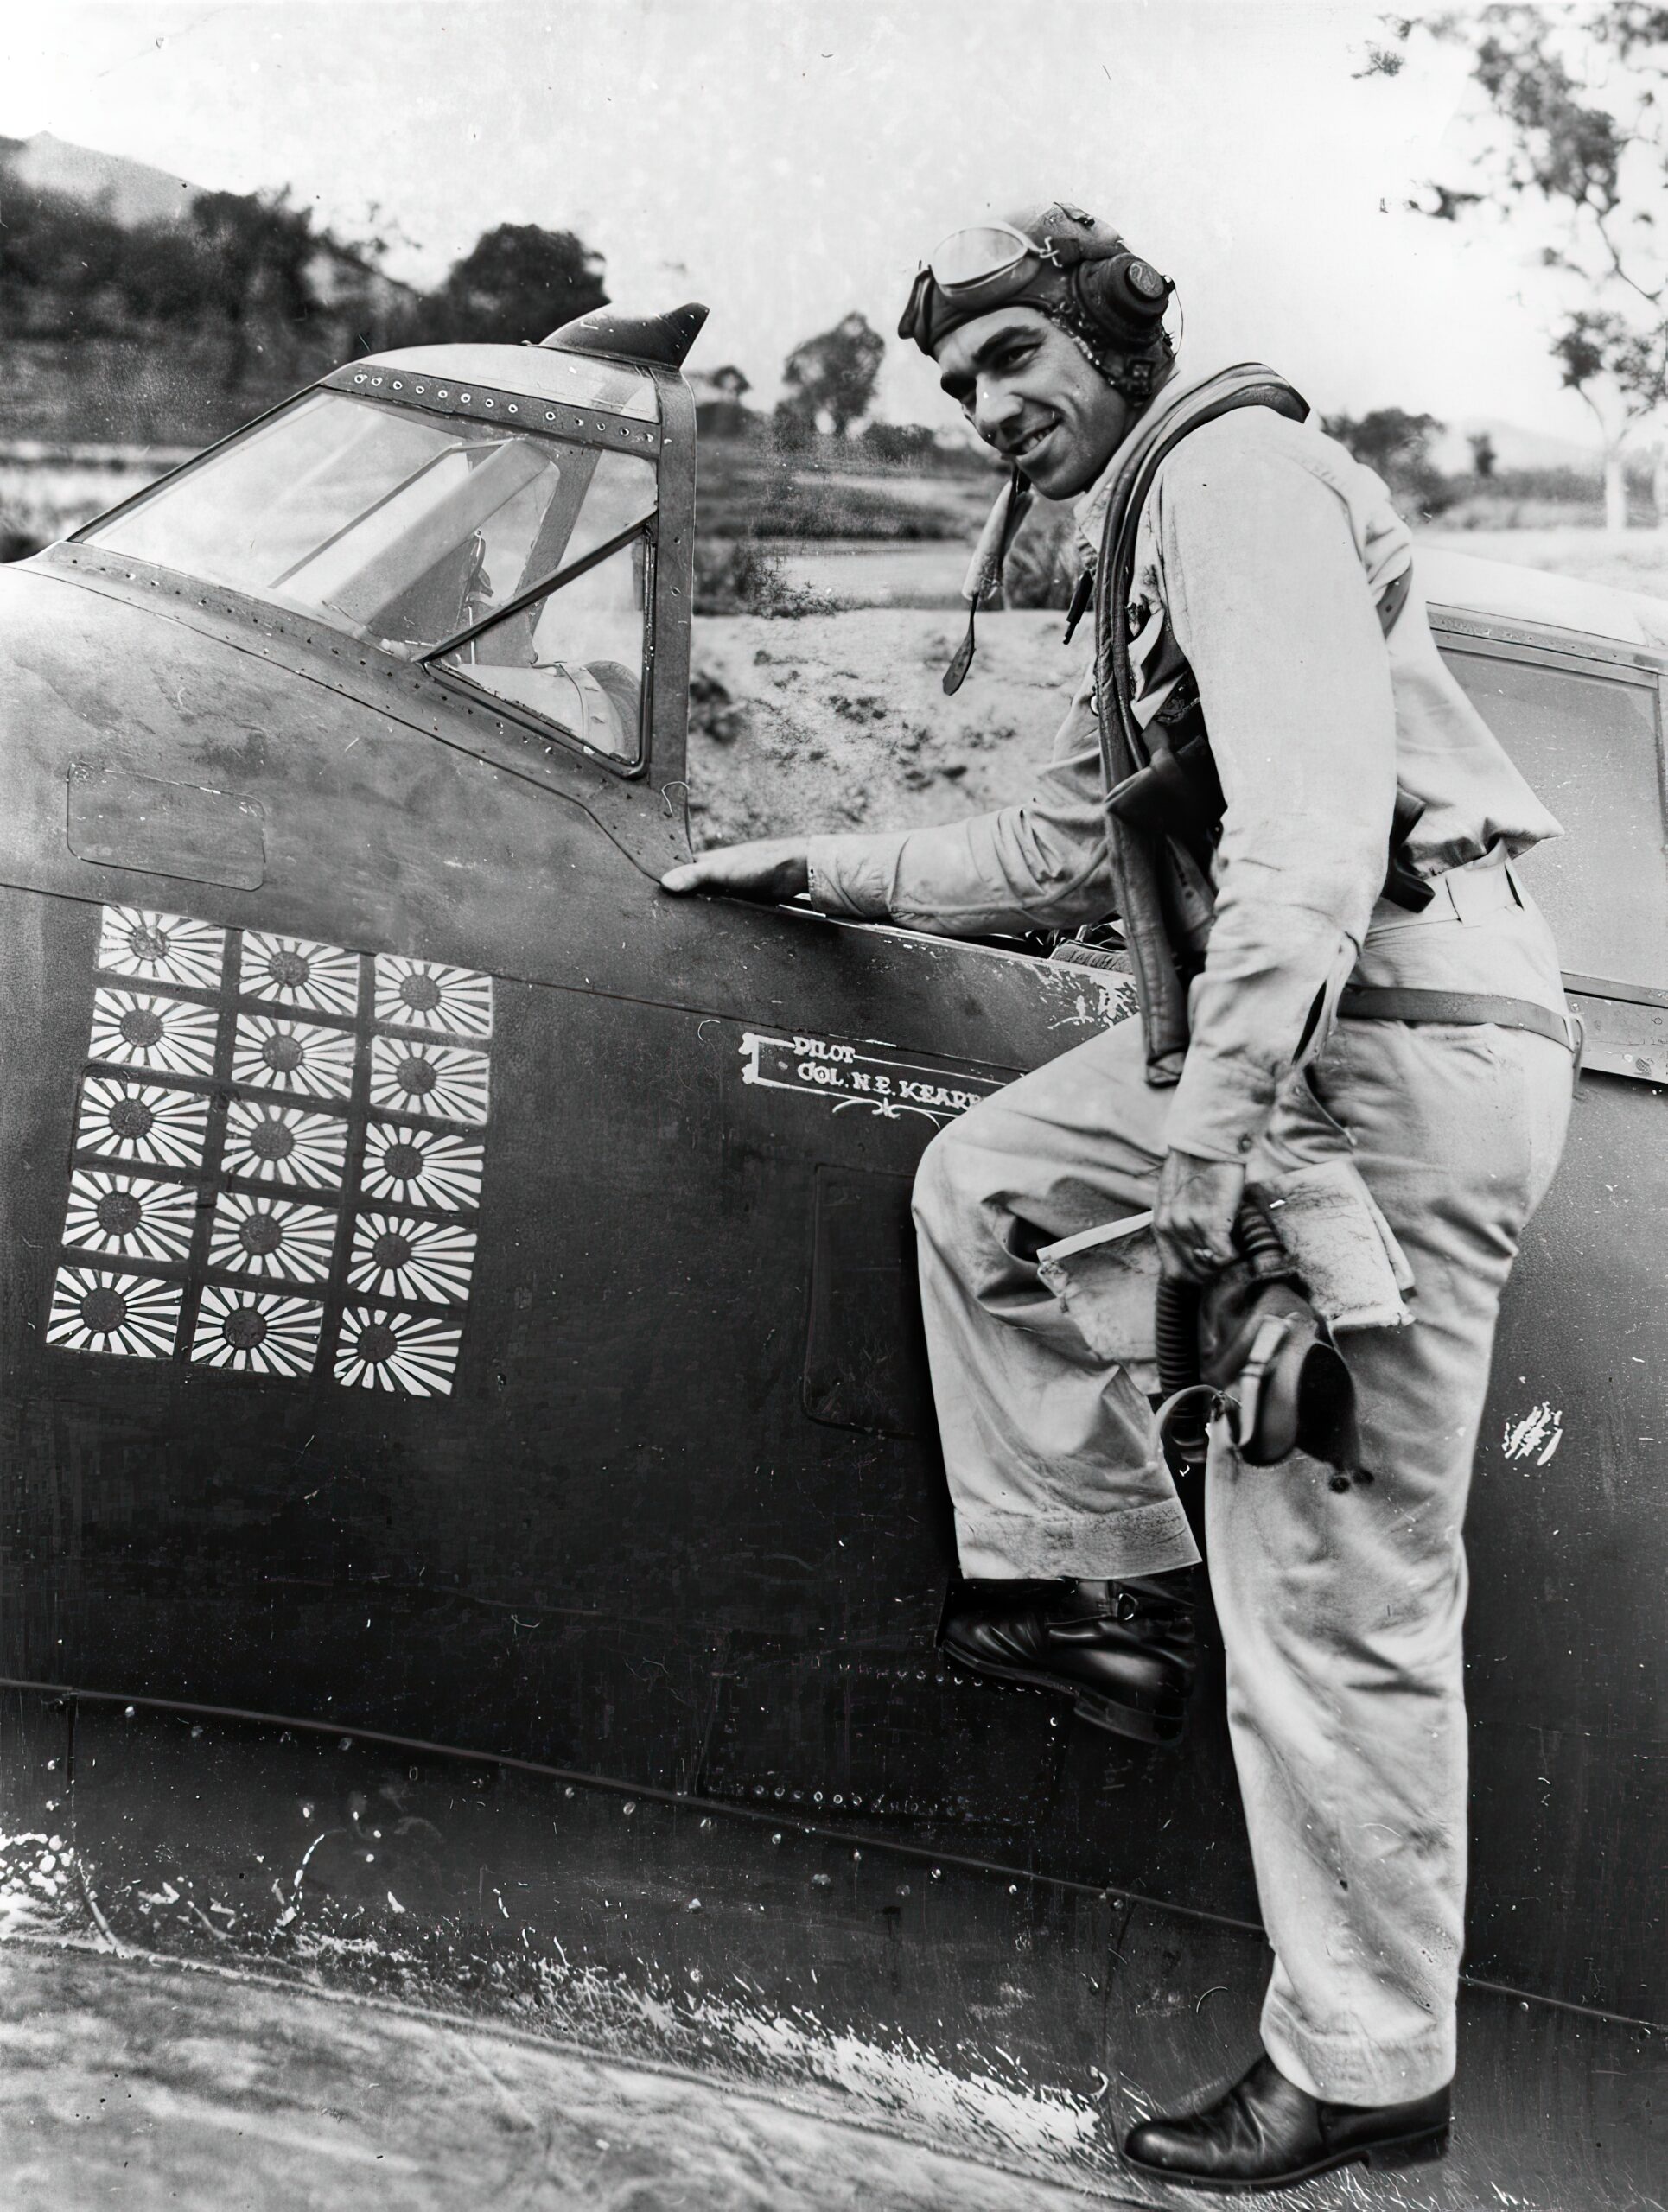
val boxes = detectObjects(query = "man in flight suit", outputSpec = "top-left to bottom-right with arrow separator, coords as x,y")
661,204 -> 1576,2190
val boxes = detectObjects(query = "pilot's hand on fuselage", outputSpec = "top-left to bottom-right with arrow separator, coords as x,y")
659,839 -> 811,903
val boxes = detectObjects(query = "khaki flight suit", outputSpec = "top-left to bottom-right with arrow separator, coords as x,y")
801,373 -> 1574,2105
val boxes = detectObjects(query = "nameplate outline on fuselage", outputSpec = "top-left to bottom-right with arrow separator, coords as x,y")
740,1030 -> 1006,1127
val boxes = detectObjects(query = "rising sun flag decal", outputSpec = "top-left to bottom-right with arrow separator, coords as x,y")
47,905 -> 495,1397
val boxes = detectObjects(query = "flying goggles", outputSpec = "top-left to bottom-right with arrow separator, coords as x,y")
898,216 -> 1173,355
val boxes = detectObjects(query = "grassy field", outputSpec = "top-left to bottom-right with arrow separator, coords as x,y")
693,436 -> 992,542
5,392 -> 1665,623
1419,523 -> 1668,596
0,423 -> 1002,569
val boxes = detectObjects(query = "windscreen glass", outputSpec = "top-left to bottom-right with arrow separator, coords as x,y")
84,391 -> 657,661
436,531 -> 650,762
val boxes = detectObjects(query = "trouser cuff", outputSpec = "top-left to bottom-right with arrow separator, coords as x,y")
956,1494 -> 1200,1580
1262,1993 -> 1456,2107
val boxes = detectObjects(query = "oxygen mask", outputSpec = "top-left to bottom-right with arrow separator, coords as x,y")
1155,1197 -> 1358,1473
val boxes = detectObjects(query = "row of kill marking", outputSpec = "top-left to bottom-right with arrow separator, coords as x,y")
47,1265 -> 467,1392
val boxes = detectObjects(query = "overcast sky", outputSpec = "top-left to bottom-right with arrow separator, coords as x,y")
0,0 -> 1611,446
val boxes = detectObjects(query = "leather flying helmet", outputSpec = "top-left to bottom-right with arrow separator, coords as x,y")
899,200 -> 1175,398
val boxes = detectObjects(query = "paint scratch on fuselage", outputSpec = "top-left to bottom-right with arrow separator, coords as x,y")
1502,1402 -> 1564,1466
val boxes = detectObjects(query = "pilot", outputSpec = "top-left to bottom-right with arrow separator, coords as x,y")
661,204 -> 1575,2191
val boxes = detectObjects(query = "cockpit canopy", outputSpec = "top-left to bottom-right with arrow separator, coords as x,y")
80,346 -> 665,766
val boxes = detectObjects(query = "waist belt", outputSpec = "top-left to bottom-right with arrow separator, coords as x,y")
1339,986 -> 1580,1057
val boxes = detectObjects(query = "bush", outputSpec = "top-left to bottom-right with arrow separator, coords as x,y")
1321,408 -> 1465,522
860,421 -> 939,466
693,539 -> 833,618
1492,464 -> 1604,503
0,518 -> 44,563
1002,499 -> 1079,611
1397,460 -> 1463,521
770,401 -> 818,454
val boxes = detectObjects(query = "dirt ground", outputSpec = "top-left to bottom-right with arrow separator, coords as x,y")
685,609 -> 1080,851
684,535 -> 1668,854
0,1944 -> 1124,2212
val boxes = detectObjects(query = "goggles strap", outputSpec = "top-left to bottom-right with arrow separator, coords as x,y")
943,467 -> 1033,696
897,264 -> 934,345
1063,564 -> 1095,645
943,602 -> 981,698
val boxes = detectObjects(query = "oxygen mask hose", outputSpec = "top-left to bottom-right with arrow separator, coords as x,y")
1232,1197 -> 1289,1276
1154,1274 -> 1209,1469
1153,1195 -> 1282,1469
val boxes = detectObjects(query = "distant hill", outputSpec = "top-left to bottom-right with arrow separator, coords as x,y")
1429,417 -> 1601,476
0,130 -> 416,316
0,131 -> 201,229
0,132 -> 419,448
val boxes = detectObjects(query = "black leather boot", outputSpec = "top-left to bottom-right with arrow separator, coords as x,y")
939,1572 -> 1197,1745
1124,2052 -> 1451,2193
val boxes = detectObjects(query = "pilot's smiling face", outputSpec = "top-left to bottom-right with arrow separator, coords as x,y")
933,306 -> 1134,499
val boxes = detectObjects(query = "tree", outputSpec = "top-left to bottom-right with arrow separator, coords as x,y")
0,181 -> 128,334
117,224 -> 211,328
190,188 -> 320,391
429,223 -> 607,346
691,365 -> 753,439
779,311 -> 885,438
1321,408 -> 1458,517
1378,7 -> 1668,528
0,165 -> 398,423
1552,307 -> 1668,518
